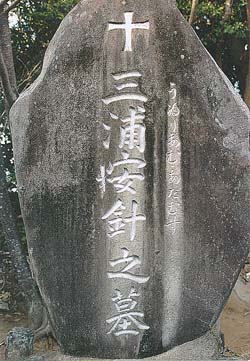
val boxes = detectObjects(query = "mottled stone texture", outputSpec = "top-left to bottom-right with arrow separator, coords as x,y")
20,330 -> 240,361
5,328 -> 34,361
10,0 -> 250,359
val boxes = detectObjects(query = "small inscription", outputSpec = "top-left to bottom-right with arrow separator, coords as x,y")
166,83 -> 182,235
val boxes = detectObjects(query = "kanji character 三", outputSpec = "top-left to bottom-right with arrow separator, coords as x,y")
102,72 -> 148,105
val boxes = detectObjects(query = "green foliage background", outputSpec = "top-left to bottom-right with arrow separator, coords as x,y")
177,0 -> 248,94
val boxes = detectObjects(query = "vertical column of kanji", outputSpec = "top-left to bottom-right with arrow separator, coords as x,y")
162,83 -> 184,348
96,9 -> 151,357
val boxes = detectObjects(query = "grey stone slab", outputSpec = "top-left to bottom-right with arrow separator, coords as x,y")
10,0 -> 250,359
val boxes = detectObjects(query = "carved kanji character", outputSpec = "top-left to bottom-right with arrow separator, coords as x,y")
108,168 -> 144,195
102,72 -> 148,105
119,106 -> 146,153
102,200 -> 126,238
107,248 -> 150,284
106,287 -> 149,336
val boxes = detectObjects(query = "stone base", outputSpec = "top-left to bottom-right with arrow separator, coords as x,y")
23,330 -> 244,361
24,355 -> 244,361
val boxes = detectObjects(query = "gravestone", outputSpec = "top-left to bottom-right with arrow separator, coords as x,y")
10,0 -> 250,358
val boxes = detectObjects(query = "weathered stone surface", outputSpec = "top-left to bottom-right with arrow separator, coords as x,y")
10,0 -> 250,358
23,354 -> 246,361
0,300 -> 9,312
5,327 -> 34,361
24,355 -> 245,361
22,330 -> 242,361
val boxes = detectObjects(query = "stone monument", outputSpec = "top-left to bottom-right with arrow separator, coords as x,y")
10,0 -> 250,359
